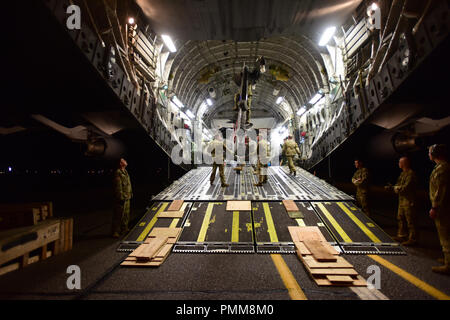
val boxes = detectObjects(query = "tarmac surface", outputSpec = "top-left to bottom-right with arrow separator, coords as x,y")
0,168 -> 449,301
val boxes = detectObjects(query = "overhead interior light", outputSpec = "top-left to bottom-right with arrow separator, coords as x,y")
206,98 -> 213,106
309,92 -> 323,106
172,96 -> 184,109
276,96 -> 283,104
186,110 -> 195,119
318,26 -> 336,46
128,17 -> 135,25
297,106 -> 307,116
161,35 -> 177,53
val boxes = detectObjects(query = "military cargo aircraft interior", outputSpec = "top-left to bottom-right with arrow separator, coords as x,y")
1,0 -> 450,306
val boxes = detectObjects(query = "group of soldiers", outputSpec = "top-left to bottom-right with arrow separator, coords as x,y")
206,132 -> 301,188
352,144 -> 449,274
110,141 -> 449,275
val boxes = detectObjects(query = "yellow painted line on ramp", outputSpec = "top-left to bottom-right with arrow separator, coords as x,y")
271,254 -> 307,300
316,203 -> 352,243
136,202 -> 169,241
232,211 -> 239,242
197,203 -> 215,242
368,255 -> 450,300
263,203 -> 278,242
337,202 -> 381,243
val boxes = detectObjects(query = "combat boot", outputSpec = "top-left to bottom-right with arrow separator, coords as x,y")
432,253 -> 450,275
401,239 -> 417,246
221,183 -> 229,188
392,235 -> 406,243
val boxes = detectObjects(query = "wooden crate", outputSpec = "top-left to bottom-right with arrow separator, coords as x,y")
0,202 -> 53,231
0,219 -> 62,277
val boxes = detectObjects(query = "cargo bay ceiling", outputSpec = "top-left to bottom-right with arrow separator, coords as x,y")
136,0 -> 362,128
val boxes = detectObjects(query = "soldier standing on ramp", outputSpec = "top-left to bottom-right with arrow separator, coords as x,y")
282,135 -> 301,175
254,133 -> 270,187
428,144 -> 450,275
207,133 -> 232,188
112,158 -> 133,238
352,158 -> 370,216
385,156 -> 418,246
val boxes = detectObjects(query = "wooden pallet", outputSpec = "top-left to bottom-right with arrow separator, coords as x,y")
0,219 -> 66,277
121,227 -> 182,267
289,226 -> 367,287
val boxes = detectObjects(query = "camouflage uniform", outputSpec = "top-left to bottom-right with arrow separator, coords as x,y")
430,161 -> 450,271
256,138 -> 270,185
282,139 -> 301,174
393,169 -> 418,241
352,167 -> 370,215
112,168 -> 132,235
207,139 -> 230,186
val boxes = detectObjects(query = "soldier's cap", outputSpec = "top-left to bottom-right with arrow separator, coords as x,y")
429,144 -> 448,158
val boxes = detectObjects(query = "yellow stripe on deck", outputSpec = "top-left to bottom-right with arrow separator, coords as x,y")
368,255 -> 450,300
263,202 -> 278,242
136,202 -> 169,241
197,203 -> 215,242
271,254 -> 307,300
232,211 -> 239,242
337,202 -> 381,243
315,203 -> 352,243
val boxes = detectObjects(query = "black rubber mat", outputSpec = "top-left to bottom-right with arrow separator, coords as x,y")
310,201 -> 404,254
175,201 -> 254,253
252,201 -> 336,254
121,201 -> 191,244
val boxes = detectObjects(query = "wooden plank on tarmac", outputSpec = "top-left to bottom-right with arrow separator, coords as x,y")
158,210 -> 184,218
303,240 -> 337,262
226,201 -> 251,211
167,200 -> 184,211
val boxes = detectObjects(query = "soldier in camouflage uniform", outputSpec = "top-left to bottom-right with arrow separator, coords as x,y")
207,133 -> 232,187
352,159 -> 370,216
254,134 -> 270,186
428,144 -> 450,275
385,157 -> 418,246
282,136 -> 301,175
112,158 -> 133,238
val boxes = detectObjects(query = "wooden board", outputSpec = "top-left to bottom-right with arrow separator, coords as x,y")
167,200 -> 184,211
300,255 -> 353,269
130,237 -> 168,262
147,227 -> 182,244
326,275 -> 354,283
309,268 -> 358,276
303,240 -> 337,262
282,200 -> 299,212
226,201 -> 252,211
288,226 -> 327,242
158,210 -> 184,218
